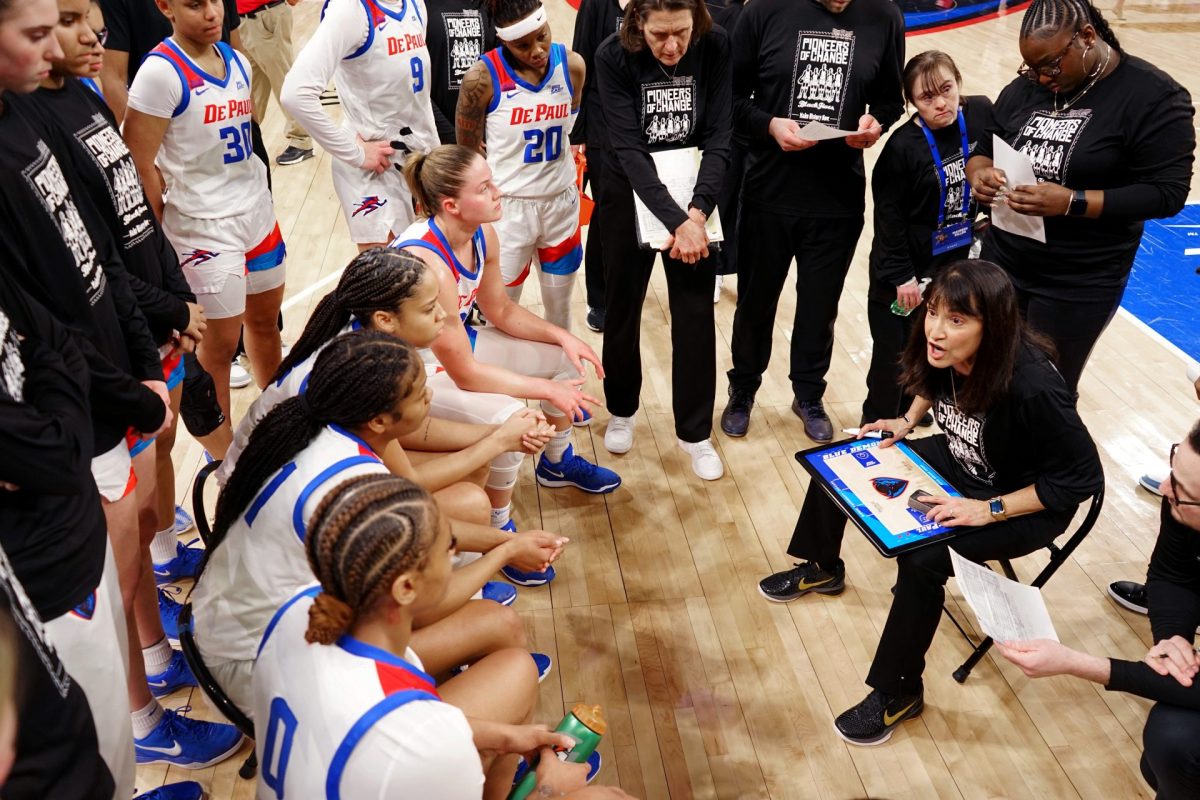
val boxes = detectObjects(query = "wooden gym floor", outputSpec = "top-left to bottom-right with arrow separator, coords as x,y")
139,2 -> 1200,797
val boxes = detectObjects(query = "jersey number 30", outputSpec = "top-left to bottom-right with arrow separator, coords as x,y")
219,122 -> 254,165
522,126 -> 563,164
261,697 -> 298,799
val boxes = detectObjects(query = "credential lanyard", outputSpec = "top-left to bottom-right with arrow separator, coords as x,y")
919,110 -> 971,227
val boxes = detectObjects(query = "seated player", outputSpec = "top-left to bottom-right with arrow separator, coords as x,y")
758,260 -> 1105,746
191,331 -> 553,716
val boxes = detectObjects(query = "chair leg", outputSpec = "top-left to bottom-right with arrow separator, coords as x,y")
239,750 -> 258,780
953,636 -> 994,684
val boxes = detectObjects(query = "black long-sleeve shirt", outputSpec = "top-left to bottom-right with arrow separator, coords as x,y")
731,0 -> 904,218
0,275 -> 107,621
0,96 -> 164,451
595,27 -> 733,232
869,96 -> 993,293
978,54 -> 1195,299
929,344 -> 1104,510
571,0 -> 624,148
1105,498 -> 1200,711
426,0 -> 494,144
14,80 -> 194,345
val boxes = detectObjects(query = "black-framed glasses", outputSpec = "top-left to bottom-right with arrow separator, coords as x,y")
1017,30 -> 1079,81
94,27 -> 108,46
1169,443 -> 1200,508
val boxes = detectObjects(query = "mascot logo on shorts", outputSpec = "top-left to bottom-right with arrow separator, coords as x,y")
70,592 -> 97,621
181,249 -> 220,268
870,477 -> 909,499
354,196 -> 389,217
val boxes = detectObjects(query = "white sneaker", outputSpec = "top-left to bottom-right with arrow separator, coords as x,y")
713,274 -> 724,304
230,361 -> 252,389
678,438 -> 724,480
1138,468 -> 1168,496
604,415 -> 635,454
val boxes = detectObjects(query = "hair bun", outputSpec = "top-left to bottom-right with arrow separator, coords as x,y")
305,591 -> 355,645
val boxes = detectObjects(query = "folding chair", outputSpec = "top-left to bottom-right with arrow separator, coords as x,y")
942,487 -> 1105,683
182,459 -> 258,779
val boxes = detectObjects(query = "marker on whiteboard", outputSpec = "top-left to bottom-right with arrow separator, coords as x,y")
842,428 -> 894,439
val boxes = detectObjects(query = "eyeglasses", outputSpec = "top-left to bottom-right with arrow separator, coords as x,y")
1168,443 -> 1200,508
93,27 -> 108,46
1017,31 -> 1079,81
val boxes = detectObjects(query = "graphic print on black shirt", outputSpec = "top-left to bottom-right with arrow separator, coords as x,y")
939,142 -> 975,223
0,308 -> 24,403
1013,110 -> 1091,183
20,143 -> 106,304
641,77 -> 696,145
0,546 -> 69,697
74,113 -> 155,250
789,29 -> 855,124
442,11 -> 485,90
934,396 -> 996,485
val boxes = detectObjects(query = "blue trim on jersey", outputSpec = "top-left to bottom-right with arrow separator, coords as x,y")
299,371 -> 311,396
377,0 -> 408,23
561,45 -> 575,99
481,53 -> 502,114
129,436 -> 153,458
246,238 -> 286,273
336,636 -> 438,684
162,38 -> 238,89
291,456 -> 382,541
347,0 -> 379,60
539,244 -> 582,276
247,462 -> 298,527
143,51 -> 192,118
327,423 -> 376,453
257,585 -> 322,657
326,689 -> 441,800
427,218 -> 481,281
465,324 -> 478,350
80,76 -> 104,101
500,42 -> 564,94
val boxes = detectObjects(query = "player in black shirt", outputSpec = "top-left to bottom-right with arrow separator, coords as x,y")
759,260 -> 1104,746
426,0 -> 493,144
721,0 -> 904,443
997,425 -> 1200,799
595,0 -> 731,480
862,50 -> 992,424
966,0 -> 1194,394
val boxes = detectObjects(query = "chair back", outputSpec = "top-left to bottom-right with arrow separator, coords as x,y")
177,601 -> 255,740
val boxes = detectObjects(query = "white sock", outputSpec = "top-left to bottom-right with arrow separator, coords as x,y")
490,505 -> 511,529
150,526 -> 177,565
131,699 -> 164,740
544,427 -> 571,463
142,636 -> 174,675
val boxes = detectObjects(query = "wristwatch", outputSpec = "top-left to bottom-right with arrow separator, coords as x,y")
1066,188 -> 1088,217
988,496 -> 1008,522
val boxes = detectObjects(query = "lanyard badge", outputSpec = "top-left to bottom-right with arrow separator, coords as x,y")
921,111 -> 973,256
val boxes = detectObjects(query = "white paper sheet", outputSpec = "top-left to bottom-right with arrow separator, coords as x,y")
797,121 -> 858,141
990,135 -> 1047,244
632,147 -> 724,250
949,548 -> 1059,643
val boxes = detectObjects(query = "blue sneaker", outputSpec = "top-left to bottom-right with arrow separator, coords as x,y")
153,539 -> 205,585
532,652 -> 552,683
147,649 -> 198,698
482,581 -> 517,606
134,781 -> 205,800
511,749 -> 601,786
497,520 -> 556,586
535,445 -> 621,494
159,589 -> 183,645
174,506 -> 195,536
572,407 -> 592,427
134,707 -> 244,768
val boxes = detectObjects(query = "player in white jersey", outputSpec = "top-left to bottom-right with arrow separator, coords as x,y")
192,331 -> 544,715
394,146 -> 623,554
456,0 -> 585,330
253,474 -> 625,800
281,0 -> 439,249
124,0 -> 285,428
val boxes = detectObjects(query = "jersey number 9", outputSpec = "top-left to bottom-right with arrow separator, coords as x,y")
522,126 -> 563,164
410,57 -> 424,93
219,122 -> 254,165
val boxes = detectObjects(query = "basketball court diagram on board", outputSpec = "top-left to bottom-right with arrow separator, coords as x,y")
1121,202 -> 1200,363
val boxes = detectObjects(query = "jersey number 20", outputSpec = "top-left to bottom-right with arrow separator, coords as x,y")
522,126 -> 563,164
219,122 -> 254,165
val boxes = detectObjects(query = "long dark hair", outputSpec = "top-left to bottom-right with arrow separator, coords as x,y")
620,0 -> 712,53
304,474 -> 440,645
1020,0 -> 1122,53
898,260 -> 1054,415
270,248 -> 428,384
208,330 -> 422,553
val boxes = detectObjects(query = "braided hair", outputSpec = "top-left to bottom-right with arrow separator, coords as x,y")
489,0 -> 542,28
270,248 -> 428,384
208,330 -> 422,553
304,474 -> 441,644
1020,0 -> 1122,53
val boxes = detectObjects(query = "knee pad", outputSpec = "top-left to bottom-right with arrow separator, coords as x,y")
178,353 -> 226,437
537,272 -> 576,330
485,451 -> 525,492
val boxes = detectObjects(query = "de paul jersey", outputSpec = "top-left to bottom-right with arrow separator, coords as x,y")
480,43 -> 577,198
392,218 -> 486,325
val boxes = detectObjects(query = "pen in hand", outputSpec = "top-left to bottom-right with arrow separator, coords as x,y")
843,428 -> 894,439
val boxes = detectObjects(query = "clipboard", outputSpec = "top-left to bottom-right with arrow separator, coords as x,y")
632,146 -> 724,251
795,438 -> 965,558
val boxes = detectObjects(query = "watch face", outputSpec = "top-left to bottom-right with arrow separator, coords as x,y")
989,498 -> 1004,515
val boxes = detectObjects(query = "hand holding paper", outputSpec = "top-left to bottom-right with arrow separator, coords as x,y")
796,120 -> 859,141
990,135 -> 1047,243
949,548 -> 1058,644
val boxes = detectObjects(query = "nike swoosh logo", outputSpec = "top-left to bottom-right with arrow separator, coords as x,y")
505,91 -> 520,99
139,740 -> 183,756
147,678 -> 169,688
195,88 -> 208,95
541,468 -> 566,478
882,700 -> 918,727
797,577 -> 832,590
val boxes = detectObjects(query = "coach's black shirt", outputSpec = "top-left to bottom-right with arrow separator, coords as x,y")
15,80 -> 194,346
0,549 -> 114,800
731,0 -> 904,218
101,0 -> 240,80
596,27 -> 732,232
426,0 -> 494,144
979,54 -> 1194,299
0,96 -> 164,450
868,96 -> 992,294
571,0 -> 624,148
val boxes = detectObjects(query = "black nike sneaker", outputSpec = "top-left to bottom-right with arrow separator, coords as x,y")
758,560 -> 845,602
834,689 -> 924,746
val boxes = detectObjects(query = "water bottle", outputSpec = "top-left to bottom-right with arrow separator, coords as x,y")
509,704 -> 607,800
890,277 -> 932,317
